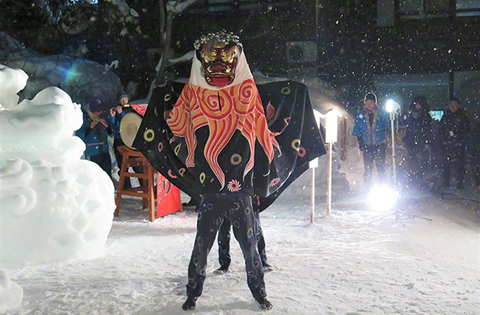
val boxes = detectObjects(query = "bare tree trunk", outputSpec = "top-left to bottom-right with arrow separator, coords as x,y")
154,0 -> 180,86
154,0 -> 197,87
159,0 -> 165,38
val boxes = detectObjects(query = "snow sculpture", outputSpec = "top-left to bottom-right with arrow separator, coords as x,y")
0,65 -> 115,266
0,270 -> 22,312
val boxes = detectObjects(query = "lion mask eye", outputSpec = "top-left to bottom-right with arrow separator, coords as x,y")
201,49 -> 217,62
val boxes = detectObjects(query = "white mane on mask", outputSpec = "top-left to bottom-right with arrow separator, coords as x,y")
188,51 -> 253,90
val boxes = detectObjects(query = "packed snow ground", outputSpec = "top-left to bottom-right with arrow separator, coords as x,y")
2,179 -> 479,314
1,64 -> 478,315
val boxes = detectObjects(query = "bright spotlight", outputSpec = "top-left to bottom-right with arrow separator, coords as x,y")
367,185 -> 399,212
385,99 -> 400,113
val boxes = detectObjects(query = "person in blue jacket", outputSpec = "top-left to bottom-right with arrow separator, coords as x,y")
108,97 -> 131,187
76,98 -> 113,178
352,92 -> 390,187
109,96 -> 129,167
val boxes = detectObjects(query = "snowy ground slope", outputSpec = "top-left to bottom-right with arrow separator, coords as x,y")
3,182 -> 479,315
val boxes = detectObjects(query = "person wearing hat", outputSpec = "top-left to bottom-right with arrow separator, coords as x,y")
403,96 -> 433,188
76,98 -> 113,178
109,96 -> 133,188
469,111 -> 480,193
352,92 -> 390,188
438,97 -> 471,190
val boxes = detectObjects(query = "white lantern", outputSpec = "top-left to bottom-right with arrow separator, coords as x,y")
309,109 -> 323,168
325,109 -> 340,143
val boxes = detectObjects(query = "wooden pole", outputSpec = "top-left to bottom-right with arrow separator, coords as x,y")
311,166 -> 315,224
390,115 -> 396,184
327,142 -> 332,215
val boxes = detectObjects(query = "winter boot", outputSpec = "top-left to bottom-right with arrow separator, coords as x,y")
262,263 -> 273,273
213,265 -> 229,275
182,296 -> 197,311
255,296 -> 273,310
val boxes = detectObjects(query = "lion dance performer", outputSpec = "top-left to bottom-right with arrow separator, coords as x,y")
133,31 -> 326,311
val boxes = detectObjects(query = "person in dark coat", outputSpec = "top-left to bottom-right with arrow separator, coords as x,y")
352,92 -> 390,187
214,195 -> 273,275
468,112 -> 480,193
109,96 -> 129,168
76,98 -> 113,178
108,97 -> 132,188
403,96 -> 433,187
438,97 -> 471,190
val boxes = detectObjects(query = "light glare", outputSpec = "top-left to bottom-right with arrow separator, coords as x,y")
367,186 -> 398,212
385,99 -> 400,113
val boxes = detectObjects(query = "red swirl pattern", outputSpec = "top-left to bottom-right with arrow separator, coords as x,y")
167,79 -> 276,189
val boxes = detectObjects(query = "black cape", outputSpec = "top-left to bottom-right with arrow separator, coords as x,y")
132,80 -> 326,211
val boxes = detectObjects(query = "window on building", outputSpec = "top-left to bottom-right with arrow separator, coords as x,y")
456,0 -> 480,16
398,0 -> 450,18
373,73 -> 450,111
397,0 -> 480,18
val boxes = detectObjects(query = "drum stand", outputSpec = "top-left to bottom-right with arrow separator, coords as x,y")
114,146 -> 156,222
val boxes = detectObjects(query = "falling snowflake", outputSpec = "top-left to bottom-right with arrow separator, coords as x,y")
227,179 -> 242,192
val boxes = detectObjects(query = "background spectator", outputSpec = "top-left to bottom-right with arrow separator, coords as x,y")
437,97 -> 470,190
403,96 -> 433,188
76,98 -> 113,179
468,111 -> 480,193
352,92 -> 390,188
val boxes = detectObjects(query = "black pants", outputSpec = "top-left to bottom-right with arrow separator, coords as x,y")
362,143 -> 386,186
89,152 -> 112,179
186,193 -> 267,301
442,145 -> 466,187
217,210 -> 268,269
473,150 -> 480,187
405,145 -> 430,185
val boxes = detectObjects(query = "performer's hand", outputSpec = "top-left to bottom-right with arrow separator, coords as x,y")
110,105 -> 122,117
90,121 -> 99,129
98,118 -> 108,128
